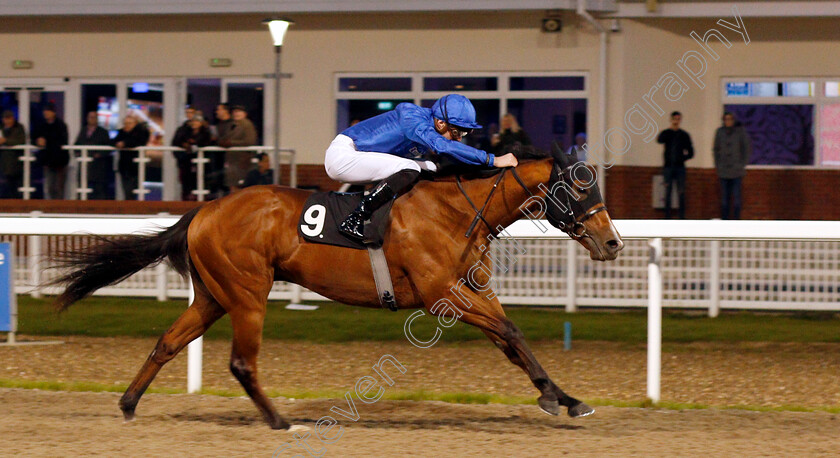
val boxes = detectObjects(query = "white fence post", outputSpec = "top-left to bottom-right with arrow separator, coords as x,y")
187,279 -> 202,393
18,145 -> 37,200
709,239 -> 721,318
155,213 -> 169,301
647,237 -> 663,404
193,147 -> 210,202
27,211 -> 42,298
566,238 -> 577,313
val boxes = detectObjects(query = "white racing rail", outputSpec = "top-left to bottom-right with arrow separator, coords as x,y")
2,216 -> 840,400
0,145 -> 296,201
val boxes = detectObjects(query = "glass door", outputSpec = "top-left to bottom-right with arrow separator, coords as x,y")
0,81 -> 70,199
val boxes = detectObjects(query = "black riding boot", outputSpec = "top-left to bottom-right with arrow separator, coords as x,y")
339,169 -> 420,241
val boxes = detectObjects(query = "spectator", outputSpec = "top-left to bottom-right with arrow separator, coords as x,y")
32,103 -> 69,199
491,113 -> 531,155
112,115 -> 150,200
0,110 -> 27,198
713,111 -> 751,220
75,111 -> 112,200
472,122 -> 499,153
172,114 -> 212,200
242,152 -> 274,188
567,132 -> 588,162
223,105 -> 258,193
209,103 -> 234,196
657,111 -> 694,219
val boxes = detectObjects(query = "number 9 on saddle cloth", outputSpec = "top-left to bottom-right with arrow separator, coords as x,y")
298,190 -> 395,250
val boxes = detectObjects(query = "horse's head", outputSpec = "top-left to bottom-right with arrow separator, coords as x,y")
539,148 -> 624,261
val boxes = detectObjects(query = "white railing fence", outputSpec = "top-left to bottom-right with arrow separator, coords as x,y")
0,145 -> 296,202
2,216 -> 840,398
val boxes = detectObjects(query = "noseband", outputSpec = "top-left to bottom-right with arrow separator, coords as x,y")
455,163 -> 608,241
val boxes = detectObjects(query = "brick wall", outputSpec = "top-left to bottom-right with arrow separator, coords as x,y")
605,166 -> 840,220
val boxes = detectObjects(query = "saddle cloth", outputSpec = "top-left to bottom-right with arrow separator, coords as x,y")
297,191 -> 394,250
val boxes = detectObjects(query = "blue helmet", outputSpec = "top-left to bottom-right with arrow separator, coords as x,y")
431,94 -> 482,130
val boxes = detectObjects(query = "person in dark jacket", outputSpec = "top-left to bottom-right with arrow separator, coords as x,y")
657,111 -> 694,219
172,114 -> 212,200
75,111 -> 113,199
112,115 -> 150,200
491,113 -> 531,155
32,103 -> 69,199
713,112 -> 752,220
0,110 -> 27,198
241,152 -> 274,188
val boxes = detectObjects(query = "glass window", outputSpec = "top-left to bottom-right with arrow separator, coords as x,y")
336,99 -> 413,132
819,103 -> 840,165
726,81 -> 814,97
507,99 -> 587,152
725,104 -> 814,165
782,82 -> 814,97
510,76 -> 584,91
227,82 -> 265,144
825,82 -> 840,97
338,77 -> 411,92
186,78 -> 221,124
81,84 -> 119,137
423,77 -> 497,92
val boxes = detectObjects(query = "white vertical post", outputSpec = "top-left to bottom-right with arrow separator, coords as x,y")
155,212 -> 169,301
27,211 -> 42,299
134,148 -> 151,201
709,239 -> 721,318
192,148 -> 209,202
647,237 -> 663,404
289,284 -> 303,307
187,279 -> 202,393
18,146 -> 37,200
74,146 -> 93,201
566,238 -> 577,313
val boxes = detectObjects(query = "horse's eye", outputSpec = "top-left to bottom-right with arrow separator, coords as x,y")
576,187 -> 587,194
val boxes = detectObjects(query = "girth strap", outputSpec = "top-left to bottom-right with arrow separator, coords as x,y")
368,246 -> 398,311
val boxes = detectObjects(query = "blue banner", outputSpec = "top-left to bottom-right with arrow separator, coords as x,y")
0,243 -> 13,332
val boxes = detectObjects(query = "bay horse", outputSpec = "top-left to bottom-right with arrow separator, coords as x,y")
48,146 -> 623,429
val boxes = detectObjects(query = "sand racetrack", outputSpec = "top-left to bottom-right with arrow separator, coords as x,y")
2,337 -> 839,456
2,389 -> 839,457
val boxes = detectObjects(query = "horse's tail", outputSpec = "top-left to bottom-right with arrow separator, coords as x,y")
47,206 -> 202,312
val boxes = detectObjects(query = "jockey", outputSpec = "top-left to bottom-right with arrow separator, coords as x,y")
325,94 -> 519,241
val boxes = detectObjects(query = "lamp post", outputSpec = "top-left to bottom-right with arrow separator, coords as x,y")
263,18 -> 293,185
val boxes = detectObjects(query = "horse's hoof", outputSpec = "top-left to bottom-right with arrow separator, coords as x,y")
287,425 -> 310,433
568,402 -> 595,418
538,396 -> 561,416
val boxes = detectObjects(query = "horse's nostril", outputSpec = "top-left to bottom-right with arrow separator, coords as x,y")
606,239 -> 622,251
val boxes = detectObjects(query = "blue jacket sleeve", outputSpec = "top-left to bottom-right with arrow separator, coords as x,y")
398,104 -> 494,166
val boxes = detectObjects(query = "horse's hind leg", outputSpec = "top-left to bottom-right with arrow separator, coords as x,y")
433,287 -> 592,418
227,307 -> 290,430
119,285 -> 225,421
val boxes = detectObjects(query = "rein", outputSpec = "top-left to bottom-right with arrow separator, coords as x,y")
456,170 -> 506,238
454,162 -> 608,241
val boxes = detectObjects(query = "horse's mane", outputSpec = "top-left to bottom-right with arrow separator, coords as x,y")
424,144 -> 551,183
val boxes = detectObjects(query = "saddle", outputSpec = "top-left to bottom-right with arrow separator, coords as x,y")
298,191 -> 397,311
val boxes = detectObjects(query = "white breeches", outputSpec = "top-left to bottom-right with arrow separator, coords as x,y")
325,134 -> 431,184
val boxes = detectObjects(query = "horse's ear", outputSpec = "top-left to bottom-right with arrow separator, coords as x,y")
550,145 -> 576,169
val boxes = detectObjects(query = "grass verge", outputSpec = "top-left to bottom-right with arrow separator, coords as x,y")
13,296 -> 840,343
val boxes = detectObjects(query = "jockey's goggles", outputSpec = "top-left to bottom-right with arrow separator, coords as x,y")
448,124 -> 472,140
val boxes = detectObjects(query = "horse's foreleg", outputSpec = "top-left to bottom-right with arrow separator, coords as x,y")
227,308 -> 290,430
435,290 -> 592,418
119,287 -> 225,421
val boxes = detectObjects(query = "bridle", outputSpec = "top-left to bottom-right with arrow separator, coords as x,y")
455,161 -> 608,241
